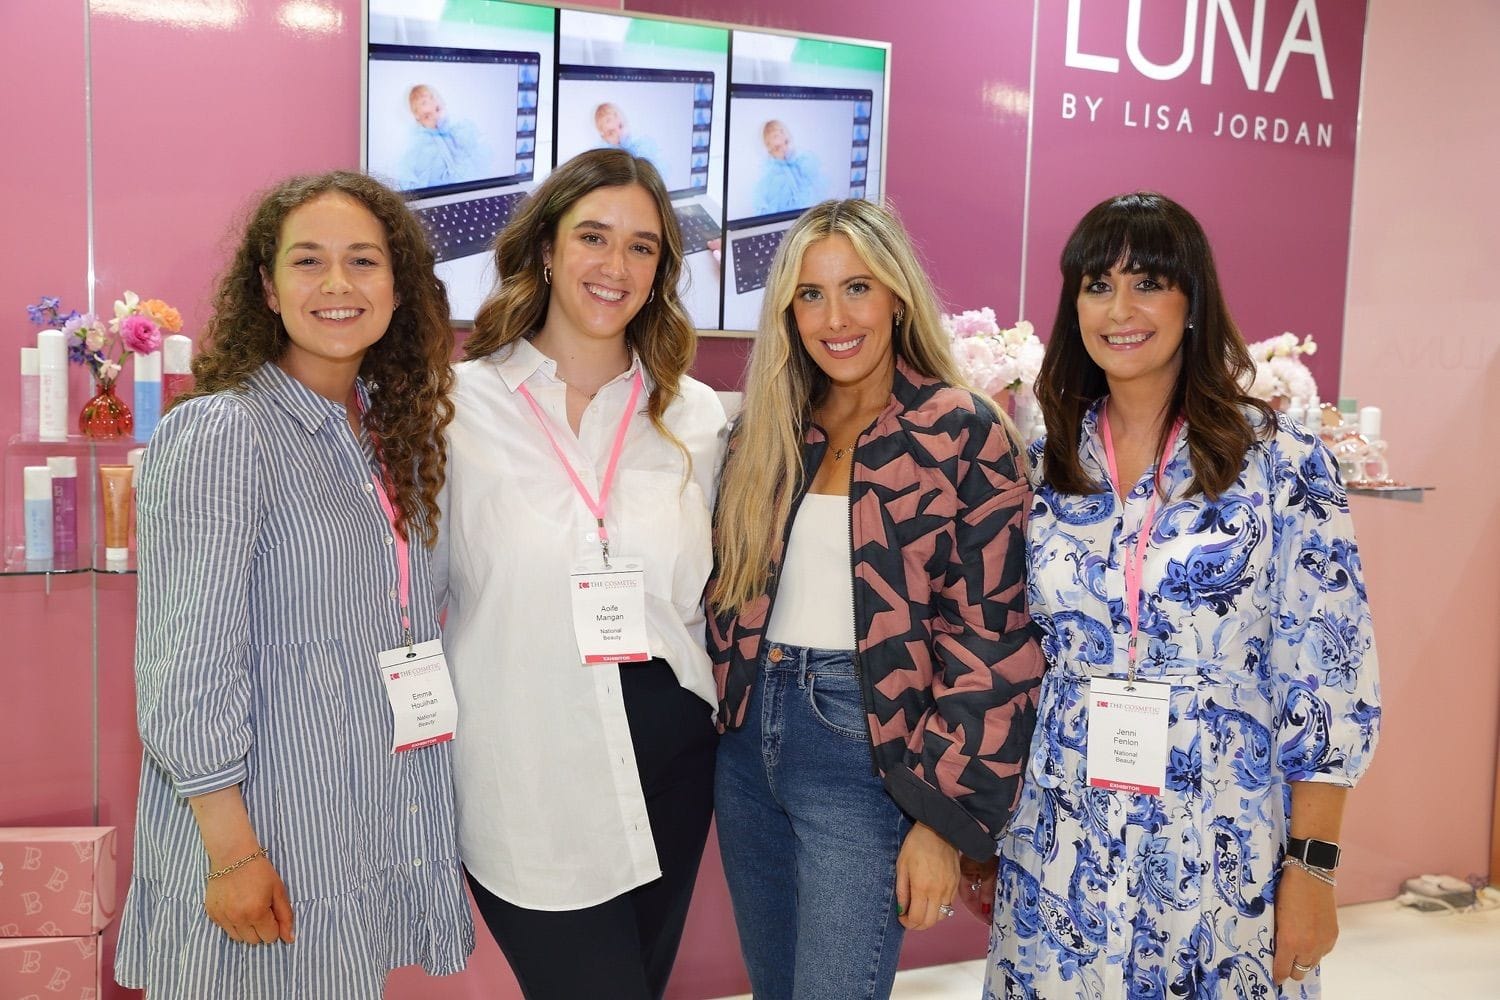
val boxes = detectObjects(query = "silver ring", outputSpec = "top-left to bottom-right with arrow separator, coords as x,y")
938,904 -> 955,918
1291,961 -> 1314,974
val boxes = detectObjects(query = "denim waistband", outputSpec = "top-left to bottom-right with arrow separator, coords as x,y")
761,641 -> 857,677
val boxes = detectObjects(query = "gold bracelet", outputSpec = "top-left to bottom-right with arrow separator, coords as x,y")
1281,855 -> 1337,887
206,847 -> 268,881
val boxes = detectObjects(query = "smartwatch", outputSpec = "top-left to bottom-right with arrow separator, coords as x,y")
1286,837 -> 1341,871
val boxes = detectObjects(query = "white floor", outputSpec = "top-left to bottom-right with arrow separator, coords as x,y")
710,899 -> 1500,999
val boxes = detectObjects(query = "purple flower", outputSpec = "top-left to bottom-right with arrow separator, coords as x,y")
119,314 -> 162,354
67,340 -> 90,365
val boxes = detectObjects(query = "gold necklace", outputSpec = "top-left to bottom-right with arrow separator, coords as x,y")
831,444 -> 855,462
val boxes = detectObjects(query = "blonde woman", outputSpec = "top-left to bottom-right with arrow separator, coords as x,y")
707,198 -> 1045,1000
439,148 -> 725,999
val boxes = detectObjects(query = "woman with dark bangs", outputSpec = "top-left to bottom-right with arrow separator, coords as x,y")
983,192 -> 1380,999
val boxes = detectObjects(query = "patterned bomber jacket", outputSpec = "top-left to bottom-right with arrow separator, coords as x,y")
708,360 -> 1046,859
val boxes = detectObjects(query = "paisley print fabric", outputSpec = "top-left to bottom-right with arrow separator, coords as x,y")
987,404 -> 1380,1000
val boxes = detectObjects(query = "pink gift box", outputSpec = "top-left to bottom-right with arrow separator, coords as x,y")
0,828 -> 117,937
0,935 -> 102,999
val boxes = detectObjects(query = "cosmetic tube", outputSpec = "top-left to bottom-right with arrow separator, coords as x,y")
20,347 -> 40,439
48,456 -> 78,558
24,466 -> 54,562
134,349 -> 162,442
162,334 -> 192,407
99,465 -> 134,564
37,329 -> 68,442
1359,406 -> 1382,439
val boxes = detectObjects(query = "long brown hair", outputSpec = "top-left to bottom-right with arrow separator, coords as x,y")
1037,191 -> 1273,499
712,198 -> 1003,613
465,148 -> 696,446
183,170 -> 455,546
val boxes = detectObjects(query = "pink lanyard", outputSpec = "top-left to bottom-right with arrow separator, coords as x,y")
1099,409 -> 1183,682
369,474 -> 413,651
518,368 -> 643,568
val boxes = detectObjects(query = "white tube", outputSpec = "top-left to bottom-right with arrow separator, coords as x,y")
37,329 -> 68,442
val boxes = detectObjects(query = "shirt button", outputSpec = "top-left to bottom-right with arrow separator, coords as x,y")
363,482 -> 374,493
409,803 -> 420,814
585,531 -> 598,543
385,535 -> 394,545
390,589 -> 398,600
412,858 -> 423,867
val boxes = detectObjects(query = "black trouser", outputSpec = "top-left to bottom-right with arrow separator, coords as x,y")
466,658 -> 717,1000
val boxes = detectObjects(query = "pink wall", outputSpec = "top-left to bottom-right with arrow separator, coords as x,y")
1333,0 -> 1500,901
4,0 -> 1497,997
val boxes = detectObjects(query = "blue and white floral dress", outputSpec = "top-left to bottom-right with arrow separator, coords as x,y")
987,405 -> 1380,1000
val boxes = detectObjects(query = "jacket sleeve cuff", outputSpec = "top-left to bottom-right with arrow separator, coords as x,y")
882,765 -> 1000,860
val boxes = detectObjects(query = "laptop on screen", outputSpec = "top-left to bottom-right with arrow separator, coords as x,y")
367,43 -> 540,263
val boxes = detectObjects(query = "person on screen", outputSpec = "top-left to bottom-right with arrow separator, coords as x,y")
398,83 -> 488,191
751,120 -> 827,216
593,102 -> 664,173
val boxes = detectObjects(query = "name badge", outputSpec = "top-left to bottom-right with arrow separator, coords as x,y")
569,558 -> 651,664
1086,677 -> 1171,795
378,639 -> 458,753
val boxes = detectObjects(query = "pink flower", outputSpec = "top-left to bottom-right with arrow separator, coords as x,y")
119,313 -> 162,354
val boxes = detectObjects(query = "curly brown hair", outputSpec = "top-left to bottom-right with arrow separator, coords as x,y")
1037,191 -> 1274,500
182,170 -> 454,546
465,148 -> 696,446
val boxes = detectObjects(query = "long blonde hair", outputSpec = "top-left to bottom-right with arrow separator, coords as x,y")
712,198 -> 1000,613
466,148 -> 696,444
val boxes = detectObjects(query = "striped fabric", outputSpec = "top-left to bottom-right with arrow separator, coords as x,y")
116,363 -> 474,999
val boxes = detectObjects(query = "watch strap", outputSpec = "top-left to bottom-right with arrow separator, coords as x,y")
1286,836 -> 1341,870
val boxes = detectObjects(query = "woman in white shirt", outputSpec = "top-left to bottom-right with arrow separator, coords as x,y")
439,148 -> 725,999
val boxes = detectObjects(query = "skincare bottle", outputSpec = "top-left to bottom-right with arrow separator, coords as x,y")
162,334 -> 192,406
24,466 -> 54,562
1359,406 -> 1382,439
47,456 -> 78,560
37,329 -> 68,442
20,347 -> 40,439
134,349 -> 162,442
99,465 -> 134,567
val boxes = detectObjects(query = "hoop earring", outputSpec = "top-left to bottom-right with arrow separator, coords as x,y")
894,308 -> 904,326
543,265 -> 552,285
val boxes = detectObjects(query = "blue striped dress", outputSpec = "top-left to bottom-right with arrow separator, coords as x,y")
116,363 -> 474,999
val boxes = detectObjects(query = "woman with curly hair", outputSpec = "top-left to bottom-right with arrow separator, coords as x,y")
116,171 -> 474,999
438,148 -> 725,999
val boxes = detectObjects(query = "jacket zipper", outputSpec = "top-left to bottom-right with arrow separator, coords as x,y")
846,425 -> 881,777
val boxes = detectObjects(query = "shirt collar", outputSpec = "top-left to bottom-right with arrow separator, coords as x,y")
251,362 -> 362,435
492,337 -> 646,395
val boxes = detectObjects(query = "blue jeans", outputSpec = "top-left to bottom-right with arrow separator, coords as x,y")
715,643 -> 910,1000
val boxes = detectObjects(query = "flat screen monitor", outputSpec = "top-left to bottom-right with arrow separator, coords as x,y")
365,0 -> 557,323
722,30 -> 888,333
557,9 -> 730,330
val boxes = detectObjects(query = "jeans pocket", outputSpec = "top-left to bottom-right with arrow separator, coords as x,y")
806,672 -> 869,742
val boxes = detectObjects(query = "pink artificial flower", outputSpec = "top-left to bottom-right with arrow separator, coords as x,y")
119,313 -> 162,354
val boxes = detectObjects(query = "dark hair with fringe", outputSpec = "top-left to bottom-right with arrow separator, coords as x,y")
181,170 -> 455,546
1037,191 -> 1274,499
464,148 -> 695,450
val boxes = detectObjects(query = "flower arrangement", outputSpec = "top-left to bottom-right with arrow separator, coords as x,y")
27,291 -> 181,387
1244,332 -> 1317,407
941,307 -> 1043,399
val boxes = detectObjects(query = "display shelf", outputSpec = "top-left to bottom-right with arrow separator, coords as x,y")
1348,484 -> 1436,502
3,435 -> 141,577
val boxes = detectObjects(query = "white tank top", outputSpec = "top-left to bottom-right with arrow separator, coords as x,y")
765,493 -> 858,650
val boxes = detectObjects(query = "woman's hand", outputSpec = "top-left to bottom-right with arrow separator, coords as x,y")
895,822 -> 960,930
957,853 -> 999,924
204,853 -> 295,946
1272,863 -> 1338,984
189,785 -> 295,945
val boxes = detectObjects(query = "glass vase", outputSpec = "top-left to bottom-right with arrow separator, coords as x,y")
79,378 -> 134,440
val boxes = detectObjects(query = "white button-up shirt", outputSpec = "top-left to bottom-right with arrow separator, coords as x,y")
439,339 -> 725,909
